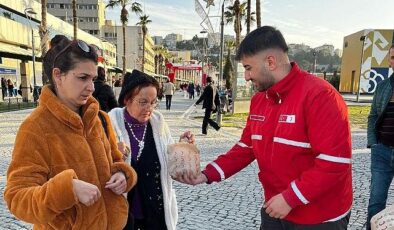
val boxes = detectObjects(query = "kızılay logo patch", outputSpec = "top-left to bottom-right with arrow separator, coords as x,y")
279,115 -> 295,123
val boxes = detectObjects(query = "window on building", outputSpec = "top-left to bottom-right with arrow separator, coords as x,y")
60,4 -> 64,9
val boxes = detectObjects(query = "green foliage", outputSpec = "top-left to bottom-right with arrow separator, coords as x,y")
223,52 -> 234,89
289,49 -> 341,72
328,74 -> 340,90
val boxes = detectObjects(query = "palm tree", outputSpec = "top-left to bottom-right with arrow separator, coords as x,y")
246,0 -> 251,33
136,14 -> 152,72
39,0 -> 48,84
256,0 -> 261,27
224,0 -> 255,47
223,40 -> 235,90
72,0 -> 77,39
106,0 -> 142,74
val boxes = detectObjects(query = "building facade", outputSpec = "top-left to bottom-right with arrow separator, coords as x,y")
340,29 -> 394,93
102,23 -> 155,74
46,0 -> 106,37
164,33 -> 182,50
0,0 -> 116,101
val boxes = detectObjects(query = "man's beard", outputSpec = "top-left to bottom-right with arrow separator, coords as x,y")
255,68 -> 275,92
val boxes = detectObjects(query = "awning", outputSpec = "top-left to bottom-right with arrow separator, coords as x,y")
0,42 -> 42,61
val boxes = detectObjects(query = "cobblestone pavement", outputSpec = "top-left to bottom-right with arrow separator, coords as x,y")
0,92 -> 390,230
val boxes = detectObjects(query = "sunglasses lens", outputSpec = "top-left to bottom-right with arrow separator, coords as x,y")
77,40 -> 90,52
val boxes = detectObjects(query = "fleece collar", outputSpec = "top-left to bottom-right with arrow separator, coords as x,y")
39,85 -> 99,131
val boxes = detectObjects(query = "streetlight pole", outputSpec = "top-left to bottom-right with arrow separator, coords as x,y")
356,35 -> 366,102
200,30 -> 208,83
216,2 -> 225,125
24,7 -> 37,101
312,50 -> 317,74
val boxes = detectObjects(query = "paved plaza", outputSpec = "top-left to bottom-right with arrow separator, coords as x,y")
0,93 -> 391,230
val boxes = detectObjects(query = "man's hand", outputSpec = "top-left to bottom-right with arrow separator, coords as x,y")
179,131 -> 195,144
173,171 -> 208,185
105,172 -> 127,195
263,194 -> 292,219
72,179 -> 101,206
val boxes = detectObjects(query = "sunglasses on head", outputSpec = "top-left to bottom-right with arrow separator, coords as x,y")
52,39 -> 91,69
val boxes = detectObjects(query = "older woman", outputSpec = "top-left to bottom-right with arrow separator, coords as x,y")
4,35 -> 137,229
108,70 -> 194,230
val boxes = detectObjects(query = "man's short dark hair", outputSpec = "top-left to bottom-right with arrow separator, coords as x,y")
236,26 -> 289,60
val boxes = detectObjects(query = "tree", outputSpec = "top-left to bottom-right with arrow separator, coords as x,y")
39,0 -> 49,84
246,0 -> 251,33
224,0 -> 255,47
223,51 -> 234,90
256,0 -> 261,27
136,14 -> 152,72
72,0 -> 77,39
107,0 -> 142,74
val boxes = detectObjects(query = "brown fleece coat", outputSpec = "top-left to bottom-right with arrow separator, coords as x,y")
4,86 -> 137,229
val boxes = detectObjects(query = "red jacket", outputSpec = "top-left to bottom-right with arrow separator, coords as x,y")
203,63 -> 352,224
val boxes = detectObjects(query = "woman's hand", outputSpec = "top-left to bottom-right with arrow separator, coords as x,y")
72,179 -> 101,206
179,131 -> 195,144
105,172 -> 127,195
117,142 -> 130,161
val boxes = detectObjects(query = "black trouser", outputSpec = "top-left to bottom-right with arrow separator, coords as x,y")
202,108 -> 220,134
260,208 -> 350,230
1,87 -> 6,99
165,95 -> 172,110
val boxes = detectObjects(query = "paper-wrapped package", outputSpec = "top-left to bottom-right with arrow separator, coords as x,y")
167,142 -> 201,178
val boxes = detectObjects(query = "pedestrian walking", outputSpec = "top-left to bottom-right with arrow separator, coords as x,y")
366,44 -> 394,230
4,35 -> 137,229
92,66 -> 118,112
108,70 -> 195,230
7,79 -> 14,97
196,83 -> 201,96
177,26 -> 352,229
163,78 -> 175,110
195,77 -> 221,135
188,82 -> 195,99
1,77 -> 7,99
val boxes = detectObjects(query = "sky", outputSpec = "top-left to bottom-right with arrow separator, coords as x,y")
105,0 -> 394,50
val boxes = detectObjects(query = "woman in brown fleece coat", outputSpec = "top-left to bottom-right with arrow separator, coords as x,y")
4,35 -> 137,229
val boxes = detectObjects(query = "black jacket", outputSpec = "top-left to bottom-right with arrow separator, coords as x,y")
93,80 -> 118,112
196,83 -> 220,110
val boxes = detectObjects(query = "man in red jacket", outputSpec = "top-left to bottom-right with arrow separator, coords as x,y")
176,26 -> 353,229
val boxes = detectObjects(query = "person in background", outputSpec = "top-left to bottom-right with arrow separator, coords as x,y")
108,70 -> 194,230
1,77 -> 7,99
195,76 -> 221,135
177,26 -> 352,230
93,66 -> 118,112
366,44 -> 394,230
7,79 -> 14,97
4,35 -> 137,229
188,82 -> 195,100
196,83 -> 201,97
163,78 -> 175,110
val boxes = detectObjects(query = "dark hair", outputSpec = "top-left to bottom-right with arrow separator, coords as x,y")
119,71 -> 160,107
236,26 -> 289,60
206,76 -> 213,83
97,66 -> 106,81
43,35 -> 98,91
